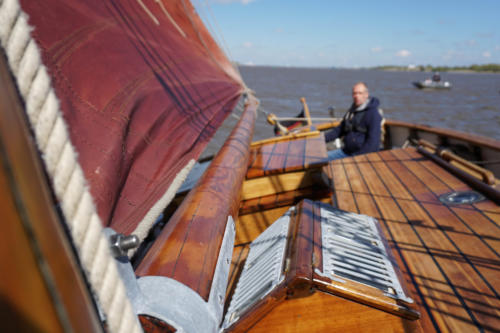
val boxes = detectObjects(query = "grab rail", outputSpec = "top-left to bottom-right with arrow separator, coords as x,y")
418,139 -> 496,185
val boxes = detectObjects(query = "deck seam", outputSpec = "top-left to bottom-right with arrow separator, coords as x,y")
363,151 -> 481,331
394,149 -> 500,260
384,150 -> 494,330
350,154 -> 440,332
340,158 -> 360,213
399,149 -> 500,229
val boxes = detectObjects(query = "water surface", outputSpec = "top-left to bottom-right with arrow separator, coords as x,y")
202,66 -> 500,157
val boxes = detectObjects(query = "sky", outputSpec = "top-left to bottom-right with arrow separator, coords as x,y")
193,0 -> 500,68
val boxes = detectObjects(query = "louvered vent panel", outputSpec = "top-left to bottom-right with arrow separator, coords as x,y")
223,208 -> 292,328
320,205 -> 411,302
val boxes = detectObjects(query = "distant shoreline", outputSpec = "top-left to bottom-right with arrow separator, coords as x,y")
236,63 -> 500,74
374,64 -> 500,74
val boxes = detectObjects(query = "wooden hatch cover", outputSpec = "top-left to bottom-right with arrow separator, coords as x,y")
223,199 -> 421,333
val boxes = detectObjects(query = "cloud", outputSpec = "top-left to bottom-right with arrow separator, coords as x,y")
476,32 -> 494,38
455,39 -> 477,48
437,19 -> 454,25
396,49 -> 411,57
482,51 -> 491,58
242,41 -> 253,48
371,46 -> 383,53
442,50 -> 457,61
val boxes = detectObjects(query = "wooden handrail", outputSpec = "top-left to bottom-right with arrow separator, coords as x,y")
136,95 -> 258,300
418,139 -> 496,185
417,147 -> 500,205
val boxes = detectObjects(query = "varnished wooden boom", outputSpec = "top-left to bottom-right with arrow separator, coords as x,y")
136,96 -> 258,300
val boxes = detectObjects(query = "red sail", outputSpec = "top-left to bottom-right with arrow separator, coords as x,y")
20,0 -> 244,234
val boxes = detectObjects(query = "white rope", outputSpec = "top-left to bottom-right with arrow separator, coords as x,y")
0,1 -> 142,332
132,159 -> 195,245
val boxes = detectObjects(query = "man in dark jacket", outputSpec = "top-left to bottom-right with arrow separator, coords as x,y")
324,82 -> 382,160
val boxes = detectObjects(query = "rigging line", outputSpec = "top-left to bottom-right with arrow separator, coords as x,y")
192,0 -> 225,56
197,0 -> 246,88
190,0 -> 250,93
155,0 -> 186,37
203,0 -> 232,60
182,0 -> 227,73
256,106 -> 270,116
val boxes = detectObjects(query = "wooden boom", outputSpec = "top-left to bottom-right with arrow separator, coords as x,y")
136,96 -> 258,299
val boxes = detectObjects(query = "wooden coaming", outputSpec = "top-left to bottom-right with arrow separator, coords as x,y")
242,133 -> 329,201
136,96 -> 258,301
247,133 -> 328,178
237,134 -> 331,245
384,119 -> 500,152
326,148 -> 500,333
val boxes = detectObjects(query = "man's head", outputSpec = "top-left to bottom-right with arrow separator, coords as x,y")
352,82 -> 369,107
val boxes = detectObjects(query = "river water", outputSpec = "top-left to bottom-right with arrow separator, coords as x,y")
202,66 -> 500,157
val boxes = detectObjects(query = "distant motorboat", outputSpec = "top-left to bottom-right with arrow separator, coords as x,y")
413,78 -> 452,89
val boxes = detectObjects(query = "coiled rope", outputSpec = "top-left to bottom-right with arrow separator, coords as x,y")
0,1 -> 142,332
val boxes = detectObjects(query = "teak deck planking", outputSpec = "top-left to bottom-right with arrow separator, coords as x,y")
327,147 -> 500,333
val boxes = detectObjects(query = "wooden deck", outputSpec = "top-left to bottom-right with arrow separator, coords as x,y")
327,147 -> 500,333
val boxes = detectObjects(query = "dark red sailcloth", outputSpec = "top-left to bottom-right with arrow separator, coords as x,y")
20,0 -> 244,235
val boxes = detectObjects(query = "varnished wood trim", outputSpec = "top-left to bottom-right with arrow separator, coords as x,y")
300,97 -> 313,127
139,315 -> 177,332
239,186 -> 331,215
250,131 -> 321,148
241,169 -> 325,201
386,119 -> 500,151
283,200 -> 314,297
248,291 -> 422,333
